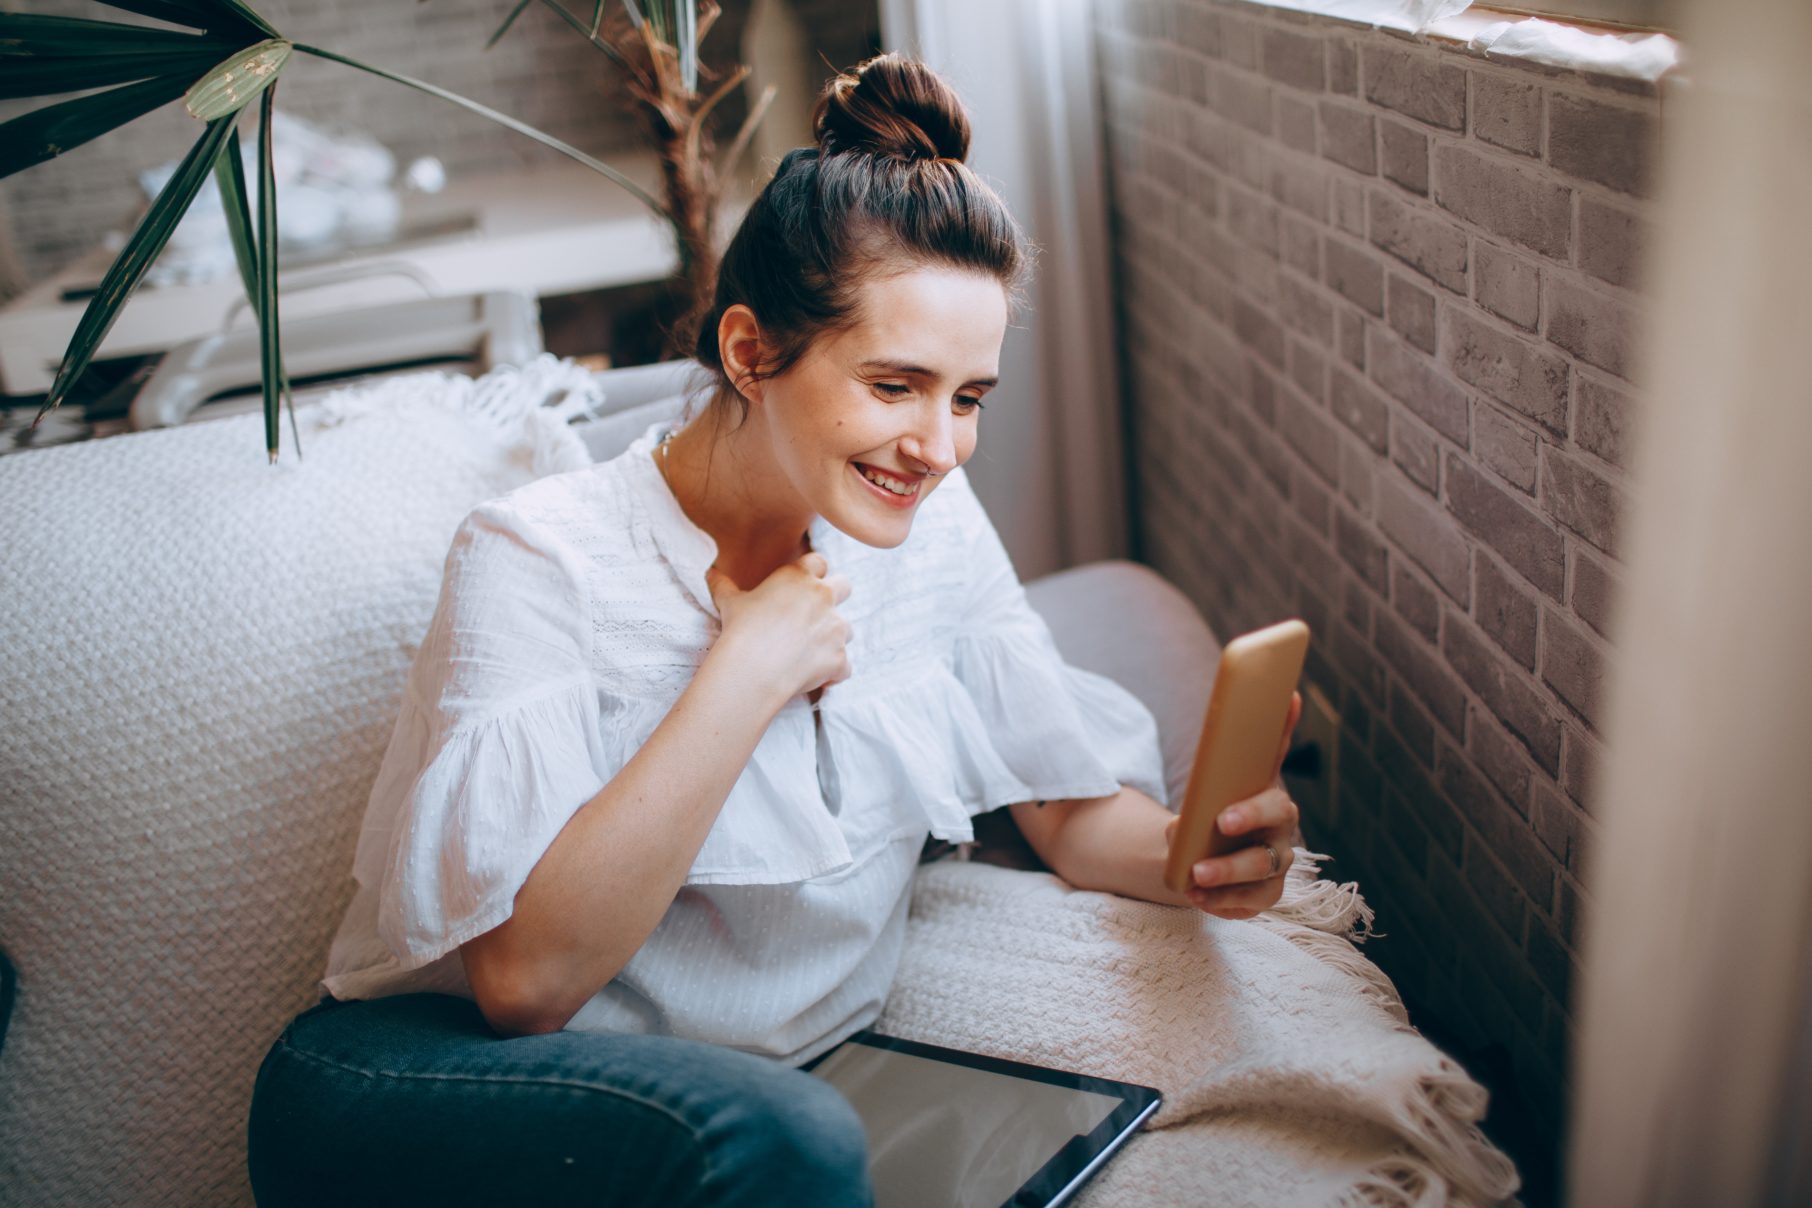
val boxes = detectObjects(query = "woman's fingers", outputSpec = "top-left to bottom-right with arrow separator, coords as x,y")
1272,690 -> 1302,781
1191,833 -> 1294,890
1217,785 -> 1297,836
800,551 -> 828,577
825,572 -> 853,605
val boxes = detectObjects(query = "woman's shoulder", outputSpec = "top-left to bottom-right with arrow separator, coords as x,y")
466,446 -> 643,555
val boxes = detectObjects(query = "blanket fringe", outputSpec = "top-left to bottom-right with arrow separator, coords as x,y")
301,353 -> 605,477
1326,1149 -> 1448,1208
1387,1061 -> 1523,1204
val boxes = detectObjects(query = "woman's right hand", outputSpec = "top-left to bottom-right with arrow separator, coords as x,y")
705,551 -> 853,702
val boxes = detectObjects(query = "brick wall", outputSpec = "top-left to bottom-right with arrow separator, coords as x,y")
0,0 -> 765,283
1092,0 -> 1660,1195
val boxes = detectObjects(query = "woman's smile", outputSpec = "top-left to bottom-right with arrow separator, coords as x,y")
851,461 -> 923,508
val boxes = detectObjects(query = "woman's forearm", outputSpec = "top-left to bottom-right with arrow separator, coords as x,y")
460,636 -> 790,1036
1044,788 -> 1196,909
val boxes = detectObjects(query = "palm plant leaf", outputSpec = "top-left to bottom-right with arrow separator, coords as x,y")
211,125 -> 258,308
37,111 -> 239,418
484,0 -> 534,50
94,0 -> 272,37
254,86 -> 288,460
0,12 -> 240,57
0,71 -> 206,177
292,42 -> 668,217
0,48 -> 230,100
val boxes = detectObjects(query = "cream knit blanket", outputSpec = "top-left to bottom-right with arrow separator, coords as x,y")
882,851 -> 1522,1207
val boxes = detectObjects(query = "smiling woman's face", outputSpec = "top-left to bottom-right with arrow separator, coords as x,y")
756,265 -> 1008,549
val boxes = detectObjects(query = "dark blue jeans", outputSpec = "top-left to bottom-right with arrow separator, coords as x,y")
247,993 -> 874,1207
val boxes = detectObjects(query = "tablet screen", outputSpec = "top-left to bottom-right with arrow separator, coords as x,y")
805,1032 -> 1158,1208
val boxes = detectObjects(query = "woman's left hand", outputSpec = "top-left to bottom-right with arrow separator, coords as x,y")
1164,691 -> 1302,920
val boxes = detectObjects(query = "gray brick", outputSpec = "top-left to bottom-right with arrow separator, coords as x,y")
1437,737 -> 1556,904
1474,242 -> 1541,331
1470,702 -> 1535,817
1289,337 -> 1327,402
1525,911 -> 1574,1005
1214,67 -> 1274,135
1461,828 -> 1531,944
1362,46 -> 1467,131
1221,15 -> 1263,71
1233,408 -> 1292,493
1377,471 -> 1470,604
1379,119 -> 1428,195
1377,608 -> 1468,737
1325,237 -> 1385,316
1227,185 -> 1280,254
1369,190 -> 1469,294
1473,403 -> 1539,494
1389,678 -> 1436,767
1393,413 -> 1441,496
1179,6 -> 1222,57
1477,553 -> 1539,669
1332,617 -> 1390,705
1434,144 -> 1572,260
1263,26 -> 1326,91
1319,101 -> 1376,174
1282,211 -> 1322,276
1570,546 -> 1620,639
1369,330 -> 1469,445
1445,309 -> 1569,435
1548,91 -> 1656,197
1338,306 -> 1365,368
1531,783 -> 1589,876
1562,724 -> 1600,813
1556,872 -> 1588,952
1443,616 -> 1563,775
1387,274 -> 1437,354
1336,505 -> 1390,592
1279,389 -> 1342,486
1232,296 -> 1286,368
1392,562 -> 1441,643
1180,52 -> 1213,106
1327,37 -> 1358,95
1446,452 -> 1566,598
1278,94 -> 1318,154
1381,733 -> 1462,861
1578,197 -> 1645,289
1340,435 -> 1375,515
1543,608 -> 1608,732
1575,374 -> 1634,469
1271,155 -> 1328,220
1342,573 -> 1373,632
1294,464 -> 1333,534
1541,443 -> 1624,556
1473,73 -> 1542,157
1332,176 -> 1365,237
1330,365 -> 1389,454
1548,276 -> 1635,380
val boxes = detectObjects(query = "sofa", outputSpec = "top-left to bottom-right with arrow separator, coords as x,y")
0,355 -> 1520,1205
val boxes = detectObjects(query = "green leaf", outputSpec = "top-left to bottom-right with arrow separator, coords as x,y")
255,85 -> 283,458
0,47 -> 229,100
484,0 -> 533,50
93,1 -> 245,33
0,71 -> 200,177
0,12 -> 239,57
212,123 -> 258,310
293,42 -> 667,217
38,111 -> 239,417
183,37 -> 288,120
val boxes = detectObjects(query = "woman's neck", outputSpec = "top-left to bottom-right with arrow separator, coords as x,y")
660,409 -> 813,589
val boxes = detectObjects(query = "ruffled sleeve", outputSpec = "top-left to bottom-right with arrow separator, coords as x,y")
349,497 -> 613,970
943,469 -> 1169,810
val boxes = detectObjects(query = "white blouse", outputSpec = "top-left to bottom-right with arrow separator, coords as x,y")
322,419 -> 1168,1066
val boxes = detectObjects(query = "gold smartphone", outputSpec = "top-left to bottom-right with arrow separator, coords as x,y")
1162,618 -> 1311,894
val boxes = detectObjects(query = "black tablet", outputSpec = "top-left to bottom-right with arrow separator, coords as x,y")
803,1030 -> 1162,1208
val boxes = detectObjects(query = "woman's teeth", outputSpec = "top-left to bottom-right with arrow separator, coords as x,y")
858,464 -> 918,496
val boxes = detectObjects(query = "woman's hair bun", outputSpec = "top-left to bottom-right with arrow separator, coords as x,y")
812,52 -> 971,165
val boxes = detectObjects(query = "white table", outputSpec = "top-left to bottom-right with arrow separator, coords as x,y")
0,150 -> 749,396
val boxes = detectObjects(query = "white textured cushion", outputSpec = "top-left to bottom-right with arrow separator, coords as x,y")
0,357 -> 604,1206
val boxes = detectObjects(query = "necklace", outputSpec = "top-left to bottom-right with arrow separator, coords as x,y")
657,428 -> 676,494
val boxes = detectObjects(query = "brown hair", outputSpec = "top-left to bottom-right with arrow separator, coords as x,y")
680,52 -> 1033,425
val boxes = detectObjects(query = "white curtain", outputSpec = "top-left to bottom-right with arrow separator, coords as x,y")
1569,0 -> 1812,1203
880,0 -> 1129,581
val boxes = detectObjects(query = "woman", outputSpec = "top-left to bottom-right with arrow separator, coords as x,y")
248,52 -> 1302,1206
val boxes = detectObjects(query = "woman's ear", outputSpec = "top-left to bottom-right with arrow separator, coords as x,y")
717,305 -> 767,405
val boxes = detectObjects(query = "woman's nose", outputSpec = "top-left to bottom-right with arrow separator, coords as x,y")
901,401 -> 958,475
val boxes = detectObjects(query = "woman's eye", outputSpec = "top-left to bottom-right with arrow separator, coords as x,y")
874,382 -> 911,397
956,396 -> 985,413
